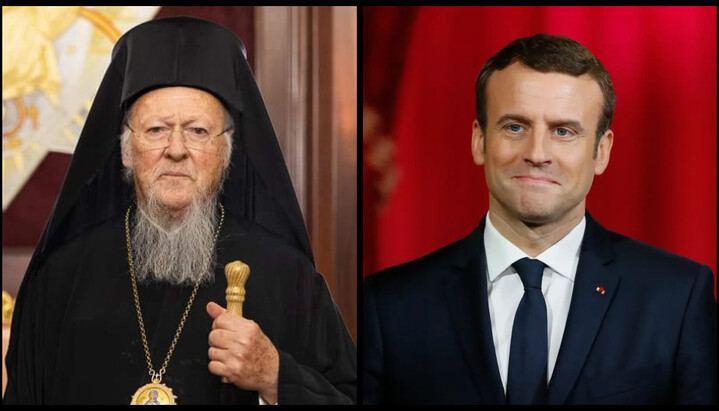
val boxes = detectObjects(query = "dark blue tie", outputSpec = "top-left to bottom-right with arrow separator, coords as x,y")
507,258 -> 548,404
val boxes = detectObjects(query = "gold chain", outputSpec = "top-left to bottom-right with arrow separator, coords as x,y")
124,203 -> 225,384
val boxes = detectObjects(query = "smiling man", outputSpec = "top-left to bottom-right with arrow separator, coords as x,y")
363,34 -> 716,405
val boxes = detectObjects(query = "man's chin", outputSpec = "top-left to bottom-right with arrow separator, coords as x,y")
158,200 -> 192,213
513,207 -> 559,226
144,194 -> 194,231
154,194 -> 193,212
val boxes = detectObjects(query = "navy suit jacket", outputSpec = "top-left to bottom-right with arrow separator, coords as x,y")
363,213 -> 717,404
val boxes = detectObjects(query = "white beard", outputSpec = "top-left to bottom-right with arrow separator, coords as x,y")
130,191 -> 219,287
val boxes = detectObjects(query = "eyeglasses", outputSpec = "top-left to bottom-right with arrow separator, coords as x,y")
126,123 -> 232,151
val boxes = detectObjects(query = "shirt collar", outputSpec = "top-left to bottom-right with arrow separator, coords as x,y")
484,211 -> 586,282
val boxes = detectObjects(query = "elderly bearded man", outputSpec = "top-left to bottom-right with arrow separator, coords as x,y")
4,17 -> 356,405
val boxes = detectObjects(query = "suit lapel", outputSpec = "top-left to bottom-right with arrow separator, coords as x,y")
547,213 -> 619,404
443,218 -> 506,404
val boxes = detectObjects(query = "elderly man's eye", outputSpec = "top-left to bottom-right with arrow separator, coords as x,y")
191,128 -> 209,135
147,127 -> 165,134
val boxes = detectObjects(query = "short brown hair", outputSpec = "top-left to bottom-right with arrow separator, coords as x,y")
475,34 -> 615,156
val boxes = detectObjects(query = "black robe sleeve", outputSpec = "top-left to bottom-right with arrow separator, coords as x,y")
3,249 -> 70,404
214,214 -> 357,405
3,266 -> 45,404
275,271 -> 356,404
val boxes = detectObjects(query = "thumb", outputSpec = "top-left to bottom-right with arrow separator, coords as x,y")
206,301 -> 226,320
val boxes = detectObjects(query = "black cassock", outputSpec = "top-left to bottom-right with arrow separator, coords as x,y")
4,209 -> 356,404
4,17 -> 356,404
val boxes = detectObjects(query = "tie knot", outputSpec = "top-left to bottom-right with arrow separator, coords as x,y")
512,258 -> 545,289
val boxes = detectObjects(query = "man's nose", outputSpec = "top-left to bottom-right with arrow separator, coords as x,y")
523,129 -> 552,166
165,129 -> 190,159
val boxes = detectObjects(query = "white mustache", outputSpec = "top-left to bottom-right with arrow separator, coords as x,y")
153,166 -> 197,181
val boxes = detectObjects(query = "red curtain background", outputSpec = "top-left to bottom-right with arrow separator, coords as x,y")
362,6 -> 717,297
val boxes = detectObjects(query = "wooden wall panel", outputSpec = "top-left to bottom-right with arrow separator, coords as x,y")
255,6 -> 357,341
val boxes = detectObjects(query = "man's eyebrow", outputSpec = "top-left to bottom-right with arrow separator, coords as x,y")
138,115 -> 213,126
496,114 -> 585,133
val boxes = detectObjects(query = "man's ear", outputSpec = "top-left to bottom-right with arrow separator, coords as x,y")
594,129 -> 614,175
224,138 -> 232,169
121,132 -> 133,169
471,120 -> 486,166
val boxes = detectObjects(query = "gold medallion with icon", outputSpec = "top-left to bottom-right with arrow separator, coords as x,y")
130,382 -> 177,405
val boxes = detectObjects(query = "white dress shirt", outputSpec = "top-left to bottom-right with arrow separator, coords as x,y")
484,212 -> 585,393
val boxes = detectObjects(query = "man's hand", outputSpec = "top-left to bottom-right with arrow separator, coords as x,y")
206,302 -> 279,404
